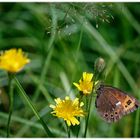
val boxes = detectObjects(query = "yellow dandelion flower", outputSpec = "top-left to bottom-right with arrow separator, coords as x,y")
0,48 -> 30,73
50,96 -> 84,126
73,72 -> 93,95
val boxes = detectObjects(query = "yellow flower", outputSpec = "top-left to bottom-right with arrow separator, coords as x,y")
73,72 -> 93,95
50,96 -> 84,126
0,48 -> 30,73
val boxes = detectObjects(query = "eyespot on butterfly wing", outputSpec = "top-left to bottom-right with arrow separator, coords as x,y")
95,84 -> 140,123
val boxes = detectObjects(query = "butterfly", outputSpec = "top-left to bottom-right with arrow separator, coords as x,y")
95,84 -> 140,123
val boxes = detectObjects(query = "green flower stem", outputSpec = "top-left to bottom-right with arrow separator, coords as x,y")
6,73 -> 14,137
66,123 -> 70,138
13,75 -> 54,137
76,94 -> 83,137
76,118 -> 80,138
134,107 -> 140,137
84,94 -> 93,138
79,94 -> 83,103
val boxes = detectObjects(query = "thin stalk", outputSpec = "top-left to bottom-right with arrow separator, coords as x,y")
66,123 -> 70,138
76,117 -> 80,138
76,94 -> 83,137
134,87 -> 140,137
84,94 -> 93,138
75,25 -> 83,63
13,76 -> 54,137
33,4 -> 57,102
32,48 -> 54,101
6,73 -> 14,137
134,109 -> 140,137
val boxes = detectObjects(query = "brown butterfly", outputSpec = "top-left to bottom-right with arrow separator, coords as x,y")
95,84 -> 140,123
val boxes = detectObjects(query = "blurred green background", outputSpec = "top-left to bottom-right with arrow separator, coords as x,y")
0,3 -> 140,137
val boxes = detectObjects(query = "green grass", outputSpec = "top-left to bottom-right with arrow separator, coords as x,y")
0,3 -> 140,137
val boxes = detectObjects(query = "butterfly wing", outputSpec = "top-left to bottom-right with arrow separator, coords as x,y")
95,85 -> 140,123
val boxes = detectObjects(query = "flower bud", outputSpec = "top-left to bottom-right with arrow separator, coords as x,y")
94,57 -> 106,74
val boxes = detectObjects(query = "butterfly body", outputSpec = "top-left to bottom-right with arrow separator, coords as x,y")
95,85 -> 140,123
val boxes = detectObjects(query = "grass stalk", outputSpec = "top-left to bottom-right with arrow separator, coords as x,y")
32,4 -> 57,102
6,73 -> 14,137
84,94 -> 93,137
134,109 -> 140,137
66,124 -> 70,138
13,75 -> 54,137
76,94 -> 83,137
134,90 -> 140,137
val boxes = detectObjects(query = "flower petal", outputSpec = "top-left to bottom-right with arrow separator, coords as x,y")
49,104 -> 55,109
50,96 -> 85,127
0,48 -> 30,73
55,98 -> 61,104
73,83 -> 81,91
85,73 -> 93,82
66,120 -> 71,126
